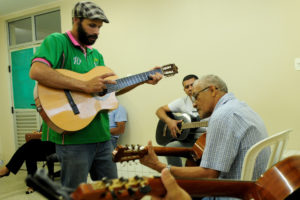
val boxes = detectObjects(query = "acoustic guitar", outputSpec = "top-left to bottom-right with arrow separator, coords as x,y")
156,112 -> 208,145
71,155 -> 300,200
34,64 -> 178,133
112,133 -> 206,166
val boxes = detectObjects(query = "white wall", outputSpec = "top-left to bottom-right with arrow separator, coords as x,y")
0,17 -> 14,163
1,0 -> 300,163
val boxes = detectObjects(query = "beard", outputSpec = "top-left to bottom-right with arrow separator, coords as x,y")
77,22 -> 98,46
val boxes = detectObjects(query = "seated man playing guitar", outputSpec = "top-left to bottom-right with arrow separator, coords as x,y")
156,74 -> 206,166
142,74 -> 271,200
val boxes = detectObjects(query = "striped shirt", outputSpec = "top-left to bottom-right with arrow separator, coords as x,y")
200,93 -> 270,200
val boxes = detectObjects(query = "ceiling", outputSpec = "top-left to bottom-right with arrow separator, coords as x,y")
0,0 -> 58,17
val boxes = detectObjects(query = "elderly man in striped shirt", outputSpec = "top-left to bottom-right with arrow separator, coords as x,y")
141,74 -> 270,200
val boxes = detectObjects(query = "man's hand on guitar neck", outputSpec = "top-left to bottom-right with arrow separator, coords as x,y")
83,72 -> 116,94
116,67 -> 163,95
152,168 -> 192,200
146,67 -> 163,85
140,141 -> 166,173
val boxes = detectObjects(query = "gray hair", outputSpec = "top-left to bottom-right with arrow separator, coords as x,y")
195,75 -> 228,93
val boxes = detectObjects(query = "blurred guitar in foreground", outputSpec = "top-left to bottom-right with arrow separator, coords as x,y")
26,156 -> 300,200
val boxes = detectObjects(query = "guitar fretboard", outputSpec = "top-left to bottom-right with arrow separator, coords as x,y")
106,68 -> 162,93
182,121 -> 208,130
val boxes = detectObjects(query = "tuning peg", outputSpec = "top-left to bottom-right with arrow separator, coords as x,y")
136,144 -> 141,150
131,144 -> 135,150
101,177 -> 108,183
139,146 -> 145,150
101,177 -> 113,185
140,185 -> 152,194
127,187 -> 137,196
119,177 -> 128,183
133,175 -> 142,180
126,144 -> 133,150
110,191 -> 118,199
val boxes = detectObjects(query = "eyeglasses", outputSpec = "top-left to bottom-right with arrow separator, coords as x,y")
193,87 -> 210,100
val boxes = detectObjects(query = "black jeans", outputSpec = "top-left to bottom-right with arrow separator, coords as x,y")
6,139 -> 55,175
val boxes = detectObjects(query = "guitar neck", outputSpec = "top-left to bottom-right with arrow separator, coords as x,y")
147,177 -> 256,199
106,68 -> 162,93
153,146 -> 194,158
182,121 -> 208,130
71,176 -> 256,200
112,146 -> 195,163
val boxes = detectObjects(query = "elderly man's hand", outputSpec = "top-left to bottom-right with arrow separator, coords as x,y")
140,141 -> 166,172
152,168 -> 192,200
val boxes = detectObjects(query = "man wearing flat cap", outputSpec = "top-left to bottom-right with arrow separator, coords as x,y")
30,1 -> 162,189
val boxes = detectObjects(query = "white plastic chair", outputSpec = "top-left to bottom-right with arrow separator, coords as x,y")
240,129 -> 292,181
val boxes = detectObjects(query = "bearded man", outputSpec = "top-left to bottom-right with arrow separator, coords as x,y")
30,1 -> 162,189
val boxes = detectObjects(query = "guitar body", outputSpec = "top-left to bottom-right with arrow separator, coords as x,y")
156,112 -> 197,145
35,67 -> 119,133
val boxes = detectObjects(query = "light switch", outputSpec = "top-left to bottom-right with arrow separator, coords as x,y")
294,58 -> 300,70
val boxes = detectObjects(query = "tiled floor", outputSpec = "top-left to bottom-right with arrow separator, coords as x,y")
0,169 -> 47,200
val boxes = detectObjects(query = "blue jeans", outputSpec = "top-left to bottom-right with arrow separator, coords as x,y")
165,140 -> 196,166
56,140 -> 117,189
110,137 -> 119,149
165,132 -> 203,166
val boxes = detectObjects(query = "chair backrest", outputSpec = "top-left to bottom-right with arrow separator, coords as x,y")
240,129 -> 292,181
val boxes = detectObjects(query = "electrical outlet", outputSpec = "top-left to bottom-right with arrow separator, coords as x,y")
294,58 -> 300,70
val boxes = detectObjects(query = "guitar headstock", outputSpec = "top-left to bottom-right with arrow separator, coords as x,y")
71,176 -> 154,200
160,63 -> 178,77
112,144 -> 148,163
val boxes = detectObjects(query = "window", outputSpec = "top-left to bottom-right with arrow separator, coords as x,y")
8,9 -> 61,47
8,18 -> 32,45
35,10 -> 61,41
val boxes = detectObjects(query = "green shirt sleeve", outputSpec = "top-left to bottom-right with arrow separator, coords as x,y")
32,33 -> 65,68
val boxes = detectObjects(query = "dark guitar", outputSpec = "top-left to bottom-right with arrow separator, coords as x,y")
34,64 -> 178,133
71,155 -> 300,200
156,112 -> 208,145
112,133 -> 206,166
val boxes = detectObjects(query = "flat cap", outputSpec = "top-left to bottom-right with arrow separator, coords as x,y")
72,1 -> 109,23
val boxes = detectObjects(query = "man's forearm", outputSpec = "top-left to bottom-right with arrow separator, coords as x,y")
110,127 -> 125,135
30,62 -> 86,92
156,106 -> 171,123
169,166 -> 219,179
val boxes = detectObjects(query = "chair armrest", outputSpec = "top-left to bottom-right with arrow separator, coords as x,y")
25,132 -> 42,142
